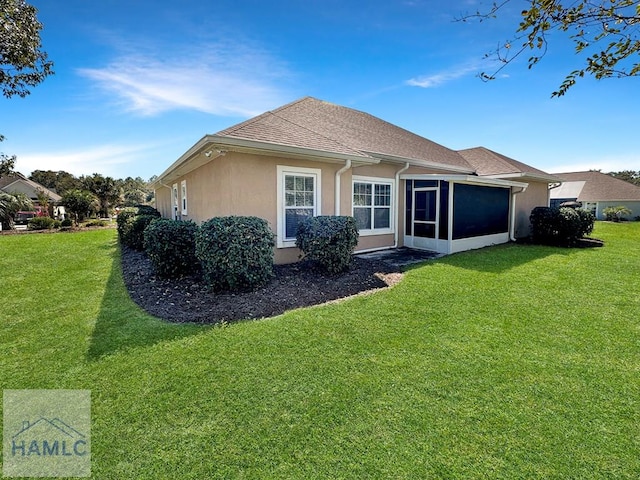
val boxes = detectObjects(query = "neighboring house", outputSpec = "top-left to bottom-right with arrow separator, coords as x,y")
0,172 -> 63,216
152,97 -> 558,264
549,171 -> 640,220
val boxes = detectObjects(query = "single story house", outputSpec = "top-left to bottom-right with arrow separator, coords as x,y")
550,171 -> 640,220
152,97 -> 558,264
0,172 -> 63,216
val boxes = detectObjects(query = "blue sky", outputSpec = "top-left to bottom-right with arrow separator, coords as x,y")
3,0 -> 639,180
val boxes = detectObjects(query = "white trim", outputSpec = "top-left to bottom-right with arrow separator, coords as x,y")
276,165 -> 322,248
401,174 -> 528,189
172,183 -> 179,220
352,175 -> 395,236
450,233 -> 510,254
180,180 -> 188,216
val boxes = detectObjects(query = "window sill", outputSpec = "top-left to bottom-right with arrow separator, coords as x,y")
358,229 -> 394,236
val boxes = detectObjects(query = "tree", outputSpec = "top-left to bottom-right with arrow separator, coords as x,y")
118,176 -> 151,207
603,205 -> 633,221
0,190 -> 32,229
0,135 -> 16,176
61,189 -> 97,226
462,0 -> 640,96
608,170 -> 640,186
1,0 -> 53,174
81,173 -> 121,217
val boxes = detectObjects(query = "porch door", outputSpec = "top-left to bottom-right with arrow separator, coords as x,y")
411,187 -> 439,250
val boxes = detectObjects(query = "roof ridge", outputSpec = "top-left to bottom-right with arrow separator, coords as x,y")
269,98 -> 371,158
216,97 -> 316,136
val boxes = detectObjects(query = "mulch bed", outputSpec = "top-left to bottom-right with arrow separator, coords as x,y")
120,247 -> 403,324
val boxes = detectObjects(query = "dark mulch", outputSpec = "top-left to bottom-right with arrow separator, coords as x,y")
120,247 -> 403,324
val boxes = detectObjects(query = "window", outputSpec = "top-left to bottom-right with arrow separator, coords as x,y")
181,180 -> 187,215
172,183 -> 178,219
277,166 -> 321,247
353,177 -> 393,234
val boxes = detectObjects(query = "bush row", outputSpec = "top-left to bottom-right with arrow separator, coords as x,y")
530,206 -> 595,246
118,211 -> 360,292
27,217 -> 94,230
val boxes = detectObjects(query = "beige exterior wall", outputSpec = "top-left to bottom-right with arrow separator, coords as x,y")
514,181 -> 549,238
155,152 -> 406,264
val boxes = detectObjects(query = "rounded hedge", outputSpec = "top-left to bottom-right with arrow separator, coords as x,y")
195,216 -> 275,291
529,206 -> 595,246
296,216 -> 359,274
143,218 -> 199,279
28,216 -> 60,230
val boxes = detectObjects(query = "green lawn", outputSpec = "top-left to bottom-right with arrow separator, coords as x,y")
1,223 -> 639,478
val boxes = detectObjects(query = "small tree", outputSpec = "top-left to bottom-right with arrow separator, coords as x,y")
603,205 -> 633,222
0,190 -> 32,229
61,189 -> 97,225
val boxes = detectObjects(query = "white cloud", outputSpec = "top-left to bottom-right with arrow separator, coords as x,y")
406,63 -> 480,88
14,143 -> 159,178
77,42 -> 293,117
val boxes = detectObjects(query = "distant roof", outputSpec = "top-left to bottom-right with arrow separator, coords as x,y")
458,147 -> 558,182
217,97 -> 473,170
0,172 -> 62,202
550,171 -> 640,201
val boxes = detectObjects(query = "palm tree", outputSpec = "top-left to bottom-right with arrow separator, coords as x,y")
0,191 -> 34,230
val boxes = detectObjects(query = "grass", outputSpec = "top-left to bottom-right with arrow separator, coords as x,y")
1,223 -> 639,478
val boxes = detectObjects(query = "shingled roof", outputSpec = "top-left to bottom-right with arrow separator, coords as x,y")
217,97 -> 472,170
458,147 -> 557,181
551,171 -> 640,202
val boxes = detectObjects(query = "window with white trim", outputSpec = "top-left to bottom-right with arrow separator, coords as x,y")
277,166 -> 321,247
172,183 -> 179,219
181,180 -> 187,215
353,177 -> 394,234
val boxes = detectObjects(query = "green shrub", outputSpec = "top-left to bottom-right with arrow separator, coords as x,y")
529,206 -> 595,246
85,219 -> 109,227
530,206 -> 556,244
144,219 -> 199,278
134,204 -> 161,218
60,218 -> 73,228
27,216 -> 60,230
125,215 -> 158,250
603,205 -> 633,222
116,208 -> 138,242
195,216 -> 275,291
296,216 -> 359,274
576,209 -> 596,237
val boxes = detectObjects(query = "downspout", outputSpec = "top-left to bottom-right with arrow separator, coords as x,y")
510,186 -> 528,241
393,162 -> 411,248
334,159 -> 352,215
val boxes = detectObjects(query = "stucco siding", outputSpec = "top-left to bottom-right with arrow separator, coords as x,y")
514,181 -> 549,238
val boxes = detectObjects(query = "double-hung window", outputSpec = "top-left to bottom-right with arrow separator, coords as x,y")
172,183 -> 179,219
353,177 -> 393,235
277,166 -> 321,247
180,180 -> 187,216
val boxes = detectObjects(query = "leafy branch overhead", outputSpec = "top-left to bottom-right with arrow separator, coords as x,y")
461,0 -> 640,96
0,0 -> 53,98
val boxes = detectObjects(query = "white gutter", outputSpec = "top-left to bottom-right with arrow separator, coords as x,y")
393,162 -> 411,248
334,159 -> 352,215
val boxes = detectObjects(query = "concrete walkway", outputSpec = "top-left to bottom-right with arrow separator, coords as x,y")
356,247 -> 444,268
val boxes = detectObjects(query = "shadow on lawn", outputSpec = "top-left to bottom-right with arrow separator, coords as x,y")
403,240 -> 603,274
86,247 -> 207,361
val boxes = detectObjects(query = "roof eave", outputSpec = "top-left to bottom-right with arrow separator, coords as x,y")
483,172 -> 561,183
362,150 -> 474,174
153,135 -> 379,186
